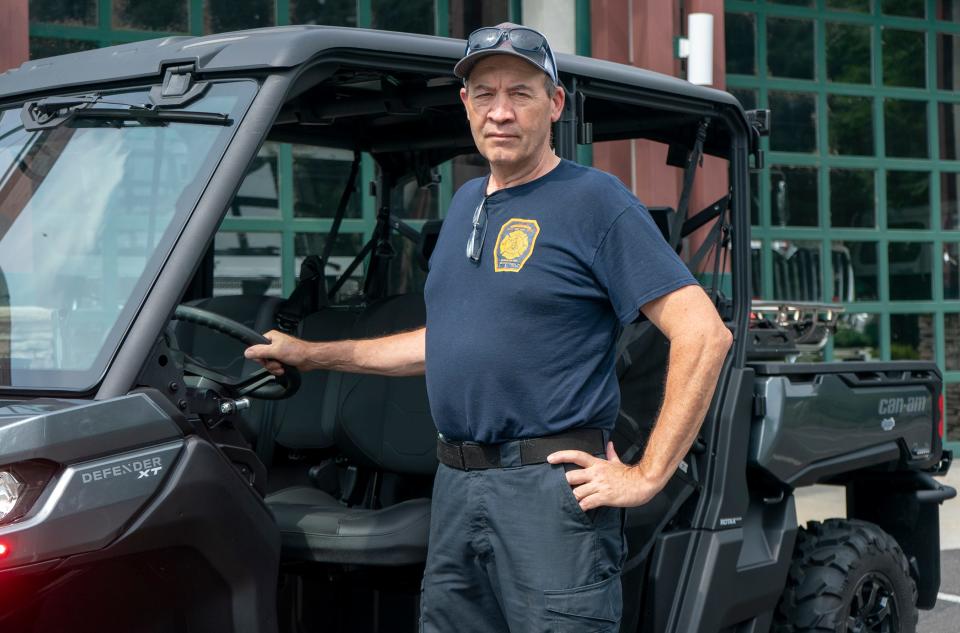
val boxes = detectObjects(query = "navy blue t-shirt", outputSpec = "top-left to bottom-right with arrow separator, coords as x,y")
424,159 -> 696,443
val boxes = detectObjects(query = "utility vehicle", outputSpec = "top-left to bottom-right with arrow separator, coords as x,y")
0,26 -> 953,633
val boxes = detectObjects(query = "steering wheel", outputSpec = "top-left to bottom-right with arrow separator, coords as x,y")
172,304 -> 301,400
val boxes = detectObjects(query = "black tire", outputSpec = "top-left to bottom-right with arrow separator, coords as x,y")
773,518 -> 918,633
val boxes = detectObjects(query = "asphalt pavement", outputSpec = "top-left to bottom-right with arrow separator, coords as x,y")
919,550 -> 960,632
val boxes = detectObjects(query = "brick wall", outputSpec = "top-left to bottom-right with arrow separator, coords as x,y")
0,0 -> 28,73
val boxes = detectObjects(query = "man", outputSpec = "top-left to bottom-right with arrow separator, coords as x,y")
245,23 -> 731,632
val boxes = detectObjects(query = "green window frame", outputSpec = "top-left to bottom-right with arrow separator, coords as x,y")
27,0 -> 532,295
27,0 -> 597,297
727,0 -> 960,448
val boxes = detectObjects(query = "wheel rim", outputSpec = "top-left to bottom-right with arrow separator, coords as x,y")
846,571 -> 899,633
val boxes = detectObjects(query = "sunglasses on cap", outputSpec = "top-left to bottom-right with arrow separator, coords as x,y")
463,26 -> 558,83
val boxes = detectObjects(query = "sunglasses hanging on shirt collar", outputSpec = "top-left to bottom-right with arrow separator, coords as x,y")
466,197 -> 488,262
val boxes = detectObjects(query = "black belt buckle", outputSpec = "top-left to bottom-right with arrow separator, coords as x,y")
438,435 -> 470,470
438,436 -> 503,470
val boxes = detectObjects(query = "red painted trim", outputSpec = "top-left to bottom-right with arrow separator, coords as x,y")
0,0 -> 29,73
589,0 -> 729,271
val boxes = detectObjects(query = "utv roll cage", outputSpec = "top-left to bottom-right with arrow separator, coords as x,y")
0,28 -> 757,397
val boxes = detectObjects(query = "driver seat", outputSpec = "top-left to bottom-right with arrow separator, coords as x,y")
265,294 -> 436,566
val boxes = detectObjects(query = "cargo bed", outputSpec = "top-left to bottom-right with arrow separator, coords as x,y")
749,361 -> 942,487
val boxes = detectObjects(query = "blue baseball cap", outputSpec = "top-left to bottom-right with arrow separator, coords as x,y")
454,23 -> 559,85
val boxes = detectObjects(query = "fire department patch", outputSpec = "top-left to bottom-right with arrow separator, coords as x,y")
493,218 -> 540,272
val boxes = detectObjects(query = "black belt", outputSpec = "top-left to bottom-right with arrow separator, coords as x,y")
437,428 -> 605,471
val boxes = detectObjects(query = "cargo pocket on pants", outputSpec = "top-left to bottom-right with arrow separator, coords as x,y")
543,574 -> 622,632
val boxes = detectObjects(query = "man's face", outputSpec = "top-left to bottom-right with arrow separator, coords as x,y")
459,56 -> 564,170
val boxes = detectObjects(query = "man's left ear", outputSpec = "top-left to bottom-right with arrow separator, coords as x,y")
550,88 -> 565,123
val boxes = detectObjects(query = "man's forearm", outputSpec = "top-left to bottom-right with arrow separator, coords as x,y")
635,327 -> 731,484
303,327 -> 426,376
545,286 -> 732,510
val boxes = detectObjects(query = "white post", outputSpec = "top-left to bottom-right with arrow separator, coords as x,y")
521,0 -> 577,55
686,12 -> 714,86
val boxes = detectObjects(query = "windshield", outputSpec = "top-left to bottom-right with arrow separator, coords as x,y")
0,80 -> 257,391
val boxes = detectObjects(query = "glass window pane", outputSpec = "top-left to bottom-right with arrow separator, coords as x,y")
828,0 -> 870,10
290,0 -> 356,25
391,172 -> 440,219
731,88 -> 757,110
213,232 -> 281,296
889,242 -> 933,299
940,103 -> 960,160
885,99 -> 928,157
944,173 -> 960,229
828,95 -> 874,155
768,18 -> 815,79
771,240 -> 822,301
205,0 -> 275,33
770,0 -> 813,5
831,169 -> 875,227
388,234 -> 429,294
827,23 -> 871,83
887,171 -> 930,229
452,153 -> 490,191
372,0 -> 434,35
295,232 -> 366,301
938,34 -> 960,90
769,91 -> 817,152
448,0 -> 509,39
947,315 -> 960,369
228,142 -> 279,218
113,0 -> 188,31
883,0 -> 925,17
947,382 -> 960,443
292,146 -> 362,219
832,242 -> 878,301
31,0 -> 97,25
945,244 -> 960,299
834,313 -> 880,361
891,314 -> 935,361
883,29 -> 926,87
771,167 -> 818,226
938,0 -> 960,21
726,13 -> 756,75
29,37 -> 98,60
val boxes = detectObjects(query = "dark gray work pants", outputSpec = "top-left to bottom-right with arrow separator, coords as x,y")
419,443 -> 627,632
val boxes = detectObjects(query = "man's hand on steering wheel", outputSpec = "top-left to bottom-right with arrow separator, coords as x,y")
243,330 -> 309,376
172,304 -> 301,400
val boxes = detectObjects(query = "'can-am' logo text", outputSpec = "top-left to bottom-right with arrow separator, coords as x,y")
877,396 -> 928,415
81,457 -> 164,484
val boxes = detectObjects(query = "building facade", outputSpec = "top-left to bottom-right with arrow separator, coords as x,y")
726,0 -> 960,447
1,0 -> 957,448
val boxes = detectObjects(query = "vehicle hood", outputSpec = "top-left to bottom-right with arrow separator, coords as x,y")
0,393 -> 182,466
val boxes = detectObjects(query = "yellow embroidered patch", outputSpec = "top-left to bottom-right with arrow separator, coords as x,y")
493,218 -> 540,272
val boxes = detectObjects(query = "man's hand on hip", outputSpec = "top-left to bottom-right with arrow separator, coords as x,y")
547,442 -> 665,510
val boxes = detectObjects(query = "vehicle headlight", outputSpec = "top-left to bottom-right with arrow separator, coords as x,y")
0,471 -> 23,521
0,461 -> 57,526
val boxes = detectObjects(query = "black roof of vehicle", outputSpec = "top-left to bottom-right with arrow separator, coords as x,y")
0,26 -> 741,109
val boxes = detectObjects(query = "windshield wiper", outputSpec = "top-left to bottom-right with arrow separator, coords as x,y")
22,94 -> 232,130
71,107 -> 232,126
